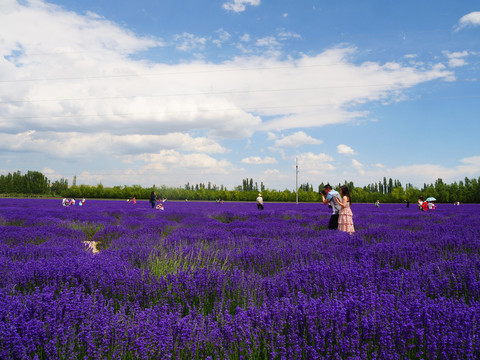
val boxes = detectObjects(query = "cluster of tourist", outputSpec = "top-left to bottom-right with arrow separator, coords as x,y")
417,196 -> 436,211
149,191 -> 167,210
61,185 -> 449,227
62,197 -> 85,206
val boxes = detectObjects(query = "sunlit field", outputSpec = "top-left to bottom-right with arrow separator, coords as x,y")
1,199 -> 479,359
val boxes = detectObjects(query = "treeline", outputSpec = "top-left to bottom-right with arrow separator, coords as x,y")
0,171 -> 68,196
1,172 -> 479,203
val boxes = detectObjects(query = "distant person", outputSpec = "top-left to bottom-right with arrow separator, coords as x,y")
81,197 -> 85,205
155,203 -> 164,210
321,184 -> 342,230
62,198 -> 69,206
335,185 -> 355,234
418,196 -> 424,210
428,201 -> 436,210
150,191 -> 157,208
132,197 -> 136,204
422,200 -> 428,212
375,200 -> 380,208
404,199 -> 410,208
69,198 -> 76,206
256,193 -> 264,210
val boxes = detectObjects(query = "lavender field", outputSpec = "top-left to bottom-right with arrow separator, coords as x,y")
1,199 -> 479,359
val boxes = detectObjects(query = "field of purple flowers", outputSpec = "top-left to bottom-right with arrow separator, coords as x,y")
0,198 -> 479,359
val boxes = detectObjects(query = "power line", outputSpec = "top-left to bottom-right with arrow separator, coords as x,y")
0,63 -> 347,84
0,103 -> 337,121
2,84 -> 477,106
0,93 -> 477,121
0,83 -> 409,104
1,97 -> 478,121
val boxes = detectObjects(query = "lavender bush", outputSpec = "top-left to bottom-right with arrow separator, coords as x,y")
0,199 -> 479,359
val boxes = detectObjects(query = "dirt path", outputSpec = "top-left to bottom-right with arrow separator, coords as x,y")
84,241 -> 99,253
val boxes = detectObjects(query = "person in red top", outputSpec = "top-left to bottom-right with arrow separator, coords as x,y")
422,201 -> 428,211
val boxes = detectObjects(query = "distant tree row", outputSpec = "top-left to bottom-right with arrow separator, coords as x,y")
1,171 -> 479,203
0,171 -> 60,195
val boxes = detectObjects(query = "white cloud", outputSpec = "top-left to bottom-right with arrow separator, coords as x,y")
329,156 -> 480,189
223,0 -> 261,13
454,11 -> 480,32
337,144 -> 356,155
1,1 -> 162,55
351,159 -> 365,174
134,150 -> 233,174
264,169 -> 280,175
0,4 -> 453,142
241,156 -> 277,164
457,155 -> 480,173
274,131 -> 323,148
243,155 -> 480,191
42,167 -> 63,181
174,32 -> 207,51
277,31 -> 301,41
212,29 -> 231,47
0,131 -> 227,159
443,50 -> 469,68
257,47 -> 453,131
0,0 -> 466,189
255,36 -> 280,47
239,33 -> 251,42
266,132 -> 278,141
296,152 -> 335,172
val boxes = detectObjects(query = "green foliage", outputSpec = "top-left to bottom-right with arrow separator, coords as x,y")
0,170 -> 51,195
1,171 -> 479,203
148,243 -> 230,279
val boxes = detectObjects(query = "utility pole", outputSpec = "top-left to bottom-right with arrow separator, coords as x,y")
295,157 -> 299,204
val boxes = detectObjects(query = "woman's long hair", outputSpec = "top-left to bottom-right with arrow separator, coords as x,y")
340,185 -> 351,205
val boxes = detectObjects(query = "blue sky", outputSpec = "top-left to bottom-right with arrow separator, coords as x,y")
0,0 -> 479,190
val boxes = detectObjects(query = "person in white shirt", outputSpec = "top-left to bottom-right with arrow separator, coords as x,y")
256,193 -> 264,210
321,184 -> 342,230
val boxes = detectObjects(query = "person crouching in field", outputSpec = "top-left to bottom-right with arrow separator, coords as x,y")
335,185 -> 355,234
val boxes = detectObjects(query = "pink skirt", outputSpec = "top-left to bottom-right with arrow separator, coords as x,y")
338,207 -> 355,234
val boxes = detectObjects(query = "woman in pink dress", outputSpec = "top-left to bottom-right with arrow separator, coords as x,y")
335,185 -> 355,234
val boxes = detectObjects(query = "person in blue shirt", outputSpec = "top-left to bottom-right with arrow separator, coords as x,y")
321,184 -> 342,230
